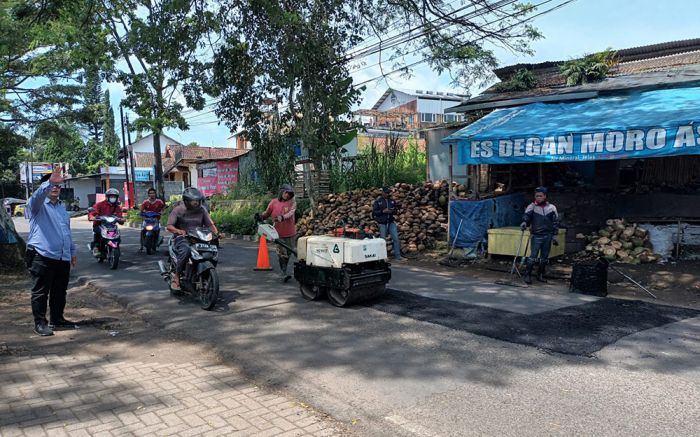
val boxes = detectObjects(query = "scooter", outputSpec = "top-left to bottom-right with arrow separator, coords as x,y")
88,215 -> 122,270
140,211 -> 162,255
158,227 -> 220,311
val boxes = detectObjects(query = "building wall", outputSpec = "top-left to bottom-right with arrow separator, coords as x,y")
417,97 -> 463,114
65,179 -> 100,208
426,126 -> 467,182
130,134 -> 182,154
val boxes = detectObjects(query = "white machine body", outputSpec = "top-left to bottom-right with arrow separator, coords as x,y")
297,236 -> 388,268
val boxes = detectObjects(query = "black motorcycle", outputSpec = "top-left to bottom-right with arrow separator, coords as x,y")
158,227 -> 220,310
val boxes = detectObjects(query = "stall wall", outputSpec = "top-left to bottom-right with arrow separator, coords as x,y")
426,126 -> 465,182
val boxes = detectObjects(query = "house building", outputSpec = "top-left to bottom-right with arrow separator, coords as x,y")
129,133 -> 183,154
355,88 -> 468,132
163,145 -> 248,189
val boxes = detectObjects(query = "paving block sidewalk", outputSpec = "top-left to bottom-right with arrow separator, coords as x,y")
0,354 -> 344,437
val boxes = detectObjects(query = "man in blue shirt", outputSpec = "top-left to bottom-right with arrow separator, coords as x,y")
26,168 -> 77,336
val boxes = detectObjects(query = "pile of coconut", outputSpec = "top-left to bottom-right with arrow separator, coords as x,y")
577,219 -> 660,264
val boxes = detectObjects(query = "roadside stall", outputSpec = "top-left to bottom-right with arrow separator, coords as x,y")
440,86 -> 700,261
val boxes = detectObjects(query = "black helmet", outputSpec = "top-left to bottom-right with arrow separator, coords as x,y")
182,187 -> 204,210
105,188 -> 120,204
278,183 -> 294,200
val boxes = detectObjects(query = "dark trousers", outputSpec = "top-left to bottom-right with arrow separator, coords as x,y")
529,234 -> 553,263
29,254 -> 70,325
172,236 -> 191,273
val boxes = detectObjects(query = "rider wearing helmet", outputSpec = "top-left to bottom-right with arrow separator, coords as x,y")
89,188 -> 124,256
166,187 -> 219,290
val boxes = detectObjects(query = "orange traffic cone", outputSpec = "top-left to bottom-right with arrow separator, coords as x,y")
254,235 -> 273,271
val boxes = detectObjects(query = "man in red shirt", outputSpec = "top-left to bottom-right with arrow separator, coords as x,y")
260,184 -> 296,282
89,188 -> 124,256
140,188 -> 165,214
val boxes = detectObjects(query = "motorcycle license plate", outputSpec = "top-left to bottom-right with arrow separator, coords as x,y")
195,243 -> 217,252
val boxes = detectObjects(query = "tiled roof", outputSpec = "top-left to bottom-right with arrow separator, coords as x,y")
133,152 -> 176,172
165,144 -> 245,161
494,37 -> 700,79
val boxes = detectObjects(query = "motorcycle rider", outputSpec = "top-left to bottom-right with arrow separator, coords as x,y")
89,188 -> 124,256
140,187 -> 165,214
166,188 -> 219,290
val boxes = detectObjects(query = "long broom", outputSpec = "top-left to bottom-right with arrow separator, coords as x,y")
494,229 -> 530,288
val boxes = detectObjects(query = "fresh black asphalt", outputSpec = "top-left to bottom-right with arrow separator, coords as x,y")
368,288 -> 700,356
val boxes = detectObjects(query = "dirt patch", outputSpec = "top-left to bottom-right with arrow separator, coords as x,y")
0,273 -> 217,363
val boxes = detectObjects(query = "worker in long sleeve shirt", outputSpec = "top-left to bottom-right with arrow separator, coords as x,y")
520,186 -> 559,284
260,184 -> 297,282
25,168 -> 77,336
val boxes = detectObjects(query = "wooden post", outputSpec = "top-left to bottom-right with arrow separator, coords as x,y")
475,164 -> 481,199
538,163 -> 544,186
448,144 -> 454,189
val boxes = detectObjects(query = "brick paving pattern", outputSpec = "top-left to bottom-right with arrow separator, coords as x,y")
0,354 -> 343,437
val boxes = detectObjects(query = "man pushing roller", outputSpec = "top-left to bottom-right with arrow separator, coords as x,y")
520,186 -> 559,285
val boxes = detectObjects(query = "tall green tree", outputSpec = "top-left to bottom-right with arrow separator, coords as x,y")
211,0 -> 543,199
95,0 -> 220,198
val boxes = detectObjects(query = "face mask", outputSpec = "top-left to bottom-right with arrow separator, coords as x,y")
108,196 -> 117,204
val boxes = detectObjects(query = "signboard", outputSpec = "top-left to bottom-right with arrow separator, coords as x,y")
443,87 -> 700,165
198,160 -> 239,196
19,162 -> 59,183
134,169 -> 152,182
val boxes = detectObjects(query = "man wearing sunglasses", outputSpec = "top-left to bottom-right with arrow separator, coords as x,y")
25,167 -> 77,336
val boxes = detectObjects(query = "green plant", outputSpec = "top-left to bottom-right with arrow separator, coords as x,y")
330,135 -> 426,191
560,49 -> 618,86
125,209 -> 142,223
492,69 -> 538,92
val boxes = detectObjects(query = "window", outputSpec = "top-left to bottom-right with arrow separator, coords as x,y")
420,113 -> 436,123
444,114 -> 461,123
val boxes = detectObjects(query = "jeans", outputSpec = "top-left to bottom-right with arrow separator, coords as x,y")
529,234 -> 553,263
379,222 -> 402,259
172,236 -> 191,273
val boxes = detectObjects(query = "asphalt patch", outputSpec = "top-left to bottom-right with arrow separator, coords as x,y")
367,289 -> 700,356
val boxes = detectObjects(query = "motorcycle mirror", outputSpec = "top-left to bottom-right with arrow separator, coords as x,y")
87,207 -> 95,213
122,208 -> 128,213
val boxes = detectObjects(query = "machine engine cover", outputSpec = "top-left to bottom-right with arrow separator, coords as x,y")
298,236 -> 387,268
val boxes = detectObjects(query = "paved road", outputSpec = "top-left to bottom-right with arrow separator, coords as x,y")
12,217 -> 700,436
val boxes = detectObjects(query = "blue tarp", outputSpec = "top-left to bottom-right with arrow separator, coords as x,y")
449,193 -> 526,248
441,87 -> 700,165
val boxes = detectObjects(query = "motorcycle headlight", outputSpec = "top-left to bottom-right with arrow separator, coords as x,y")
145,225 -> 154,231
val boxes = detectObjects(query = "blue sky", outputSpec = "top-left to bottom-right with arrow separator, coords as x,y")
107,0 -> 699,148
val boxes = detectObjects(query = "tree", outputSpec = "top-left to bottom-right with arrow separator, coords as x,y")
94,0 -> 220,198
210,1 -> 544,200
0,0 -> 109,125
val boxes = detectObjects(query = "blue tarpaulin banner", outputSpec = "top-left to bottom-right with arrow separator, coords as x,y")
441,87 -> 700,165
449,193 -> 526,248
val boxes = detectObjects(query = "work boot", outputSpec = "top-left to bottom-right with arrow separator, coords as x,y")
49,318 -> 78,329
523,260 -> 534,285
537,262 -> 547,283
34,322 -> 54,336
279,258 -> 290,282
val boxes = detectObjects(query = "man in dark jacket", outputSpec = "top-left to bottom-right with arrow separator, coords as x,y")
372,186 -> 404,261
520,186 -> 559,284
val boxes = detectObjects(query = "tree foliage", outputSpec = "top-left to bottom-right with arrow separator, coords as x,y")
211,1 -> 543,199
95,0 -> 220,197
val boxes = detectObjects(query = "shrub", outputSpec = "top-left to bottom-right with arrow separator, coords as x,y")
492,68 -> 538,92
560,49 -> 617,86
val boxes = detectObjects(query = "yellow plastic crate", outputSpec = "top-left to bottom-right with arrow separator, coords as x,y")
487,227 -> 566,258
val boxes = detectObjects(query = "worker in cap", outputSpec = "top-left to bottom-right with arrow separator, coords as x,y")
259,184 -> 297,282
520,186 -> 559,284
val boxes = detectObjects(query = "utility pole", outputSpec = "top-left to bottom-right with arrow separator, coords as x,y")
125,114 -> 137,198
119,104 -> 131,204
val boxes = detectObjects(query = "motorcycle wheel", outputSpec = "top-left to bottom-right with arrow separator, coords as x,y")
198,269 -> 220,311
146,236 -> 155,255
109,247 -> 120,270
